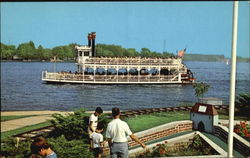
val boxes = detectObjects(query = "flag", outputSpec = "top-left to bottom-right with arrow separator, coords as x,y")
178,48 -> 186,57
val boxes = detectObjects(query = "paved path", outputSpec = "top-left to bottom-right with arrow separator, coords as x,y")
1,111 -> 111,133
1,115 -> 53,132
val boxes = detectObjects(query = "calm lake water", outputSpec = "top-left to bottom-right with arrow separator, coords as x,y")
1,61 -> 249,111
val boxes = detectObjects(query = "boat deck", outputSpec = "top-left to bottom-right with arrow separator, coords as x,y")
42,71 -> 193,84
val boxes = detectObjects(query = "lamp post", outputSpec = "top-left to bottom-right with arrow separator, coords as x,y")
228,1 -> 238,157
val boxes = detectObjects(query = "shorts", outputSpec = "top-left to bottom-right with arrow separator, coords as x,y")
93,147 -> 103,157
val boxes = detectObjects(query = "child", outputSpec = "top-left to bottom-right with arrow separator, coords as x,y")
90,123 -> 105,158
88,107 -> 103,149
30,137 -> 57,158
88,107 -> 103,136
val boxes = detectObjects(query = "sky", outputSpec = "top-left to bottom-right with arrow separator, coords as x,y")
1,2 -> 249,58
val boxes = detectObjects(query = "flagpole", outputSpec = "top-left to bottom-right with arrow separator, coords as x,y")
228,1 -> 238,157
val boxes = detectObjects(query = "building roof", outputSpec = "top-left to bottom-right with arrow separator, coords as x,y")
191,102 -> 218,115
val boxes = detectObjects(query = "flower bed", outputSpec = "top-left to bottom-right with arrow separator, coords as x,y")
234,121 -> 250,142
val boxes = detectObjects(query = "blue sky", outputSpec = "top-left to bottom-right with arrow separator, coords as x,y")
1,2 -> 249,57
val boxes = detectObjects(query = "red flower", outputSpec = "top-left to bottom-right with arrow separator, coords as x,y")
156,144 -> 161,146
240,122 -> 246,129
243,129 -> 248,135
159,148 -> 166,155
234,129 -> 240,133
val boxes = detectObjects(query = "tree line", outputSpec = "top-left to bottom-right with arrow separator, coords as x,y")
1,41 -> 75,61
1,42 -> 175,61
1,41 -> 249,62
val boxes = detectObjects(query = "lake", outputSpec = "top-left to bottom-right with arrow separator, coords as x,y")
1,61 -> 249,111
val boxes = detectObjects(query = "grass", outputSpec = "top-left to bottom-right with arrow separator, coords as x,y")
125,110 -> 249,133
1,121 -> 52,140
1,115 -> 37,122
125,111 -> 190,133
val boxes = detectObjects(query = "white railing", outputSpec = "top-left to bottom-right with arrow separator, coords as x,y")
42,71 -> 181,83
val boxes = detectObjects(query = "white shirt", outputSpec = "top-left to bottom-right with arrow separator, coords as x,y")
106,118 -> 132,142
89,114 -> 98,128
90,132 -> 103,148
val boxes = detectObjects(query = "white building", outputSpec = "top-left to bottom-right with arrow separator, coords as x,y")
190,103 -> 219,133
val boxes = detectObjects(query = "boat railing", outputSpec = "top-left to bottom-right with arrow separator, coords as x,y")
42,71 -> 180,83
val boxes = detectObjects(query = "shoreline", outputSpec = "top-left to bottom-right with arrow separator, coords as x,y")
1,110 -> 111,116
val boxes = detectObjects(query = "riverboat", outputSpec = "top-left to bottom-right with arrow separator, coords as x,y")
42,32 -> 195,84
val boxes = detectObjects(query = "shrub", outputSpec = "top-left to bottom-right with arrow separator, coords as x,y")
235,93 -> 250,118
1,137 -> 32,158
50,108 -> 89,141
50,108 -> 110,141
48,135 -> 94,158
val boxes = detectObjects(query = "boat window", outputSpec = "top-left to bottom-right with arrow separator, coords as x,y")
79,51 -> 82,56
84,51 -> 90,56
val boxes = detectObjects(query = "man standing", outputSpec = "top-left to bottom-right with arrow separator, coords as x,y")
106,107 -> 146,158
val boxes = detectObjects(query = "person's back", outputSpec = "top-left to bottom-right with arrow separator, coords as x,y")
106,119 -> 131,143
106,107 -> 146,158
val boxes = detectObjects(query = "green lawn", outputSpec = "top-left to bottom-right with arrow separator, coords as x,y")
125,110 -> 249,133
1,121 -> 52,140
1,115 -> 37,122
125,111 -> 190,133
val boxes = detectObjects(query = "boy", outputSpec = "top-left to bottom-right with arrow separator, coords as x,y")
88,107 -> 103,136
30,137 -> 57,158
90,123 -> 105,158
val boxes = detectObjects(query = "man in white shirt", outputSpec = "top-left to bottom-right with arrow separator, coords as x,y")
106,107 -> 146,158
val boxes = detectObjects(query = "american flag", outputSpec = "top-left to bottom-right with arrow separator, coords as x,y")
178,48 -> 186,57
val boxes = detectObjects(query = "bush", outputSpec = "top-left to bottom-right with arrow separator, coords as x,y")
235,93 -> 250,118
1,108 -> 110,158
50,108 -> 89,141
50,108 -> 110,141
48,135 -> 94,158
1,137 -> 32,158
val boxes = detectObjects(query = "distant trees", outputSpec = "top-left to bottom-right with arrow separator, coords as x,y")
1,41 -> 249,62
1,43 -> 16,60
1,42 -> 76,61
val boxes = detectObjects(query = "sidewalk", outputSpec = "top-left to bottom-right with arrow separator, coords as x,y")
1,111 -> 73,133
1,111 -> 111,133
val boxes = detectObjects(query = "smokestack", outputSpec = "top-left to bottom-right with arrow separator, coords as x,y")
87,33 -> 92,47
91,32 -> 96,57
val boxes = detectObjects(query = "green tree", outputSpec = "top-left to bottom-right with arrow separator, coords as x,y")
17,41 -> 36,59
35,45 -> 45,60
192,82 -> 211,102
52,46 -> 65,60
140,48 -> 151,57
1,43 -> 16,60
